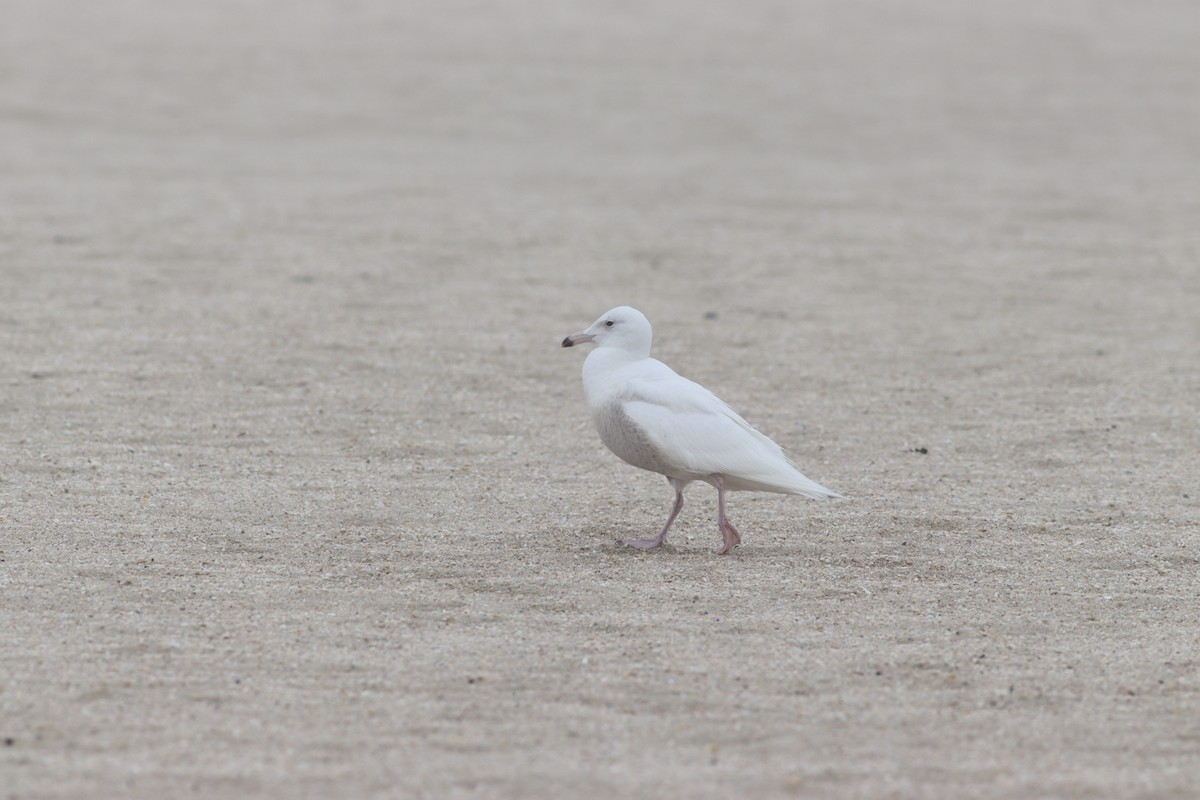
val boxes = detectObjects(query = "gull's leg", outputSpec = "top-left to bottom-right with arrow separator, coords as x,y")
713,474 -> 741,555
622,478 -> 685,550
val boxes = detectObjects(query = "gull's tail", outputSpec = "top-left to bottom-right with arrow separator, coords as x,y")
778,469 -> 843,500
724,459 -> 843,498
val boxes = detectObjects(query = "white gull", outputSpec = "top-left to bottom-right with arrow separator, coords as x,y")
562,306 -> 841,555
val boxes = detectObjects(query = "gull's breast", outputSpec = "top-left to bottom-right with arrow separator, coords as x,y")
593,400 -> 673,476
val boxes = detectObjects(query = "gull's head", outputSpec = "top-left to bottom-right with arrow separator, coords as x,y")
561,306 -> 653,357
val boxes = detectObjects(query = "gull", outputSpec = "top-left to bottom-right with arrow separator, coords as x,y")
562,306 -> 840,555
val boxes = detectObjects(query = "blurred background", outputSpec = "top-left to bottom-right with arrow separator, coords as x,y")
3,2 -> 1198,797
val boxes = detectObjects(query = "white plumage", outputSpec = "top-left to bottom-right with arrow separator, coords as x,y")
562,306 -> 840,554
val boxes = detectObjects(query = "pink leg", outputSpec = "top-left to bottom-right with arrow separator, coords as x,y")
622,478 -> 686,550
713,475 -> 741,555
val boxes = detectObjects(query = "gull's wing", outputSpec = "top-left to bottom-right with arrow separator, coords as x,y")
618,361 -> 838,497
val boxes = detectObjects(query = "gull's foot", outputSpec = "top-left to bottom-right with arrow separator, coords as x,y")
621,537 -> 666,550
718,521 -> 741,555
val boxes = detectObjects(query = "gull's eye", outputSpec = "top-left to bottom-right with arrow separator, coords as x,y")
605,320 -> 615,327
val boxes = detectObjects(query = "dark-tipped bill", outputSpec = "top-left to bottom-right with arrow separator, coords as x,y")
562,332 -> 595,347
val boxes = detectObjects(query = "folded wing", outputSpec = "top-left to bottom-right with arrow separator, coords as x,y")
620,366 -> 840,498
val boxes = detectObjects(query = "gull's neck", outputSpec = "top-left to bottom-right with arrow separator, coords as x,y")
582,346 -> 647,401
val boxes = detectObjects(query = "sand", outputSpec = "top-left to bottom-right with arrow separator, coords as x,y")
2,1 -> 1199,797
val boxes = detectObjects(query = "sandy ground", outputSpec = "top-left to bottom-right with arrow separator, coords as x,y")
3,1 -> 1199,797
